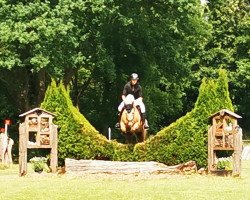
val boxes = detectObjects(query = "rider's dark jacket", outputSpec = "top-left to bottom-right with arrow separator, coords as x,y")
122,82 -> 142,99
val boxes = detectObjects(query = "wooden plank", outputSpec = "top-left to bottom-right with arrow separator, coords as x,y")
19,123 -> 27,176
50,124 -> 58,173
208,126 -> 212,172
233,128 -> 242,176
27,145 -> 52,149
213,147 -> 234,151
222,118 -> 227,148
216,122 -> 223,129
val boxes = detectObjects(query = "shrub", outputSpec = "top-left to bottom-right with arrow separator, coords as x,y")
29,156 -> 47,172
217,157 -> 233,170
41,81 -> 130,163
41,69 -> 233,168
134,69 -> 233,167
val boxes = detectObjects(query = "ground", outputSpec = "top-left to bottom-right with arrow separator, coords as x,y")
0,161 -> 250,200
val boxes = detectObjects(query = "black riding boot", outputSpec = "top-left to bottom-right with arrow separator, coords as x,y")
141,113 -> 149,129
115,112 -> 121,129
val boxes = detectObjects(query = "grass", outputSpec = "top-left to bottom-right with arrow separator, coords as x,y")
0,161 -> 250,200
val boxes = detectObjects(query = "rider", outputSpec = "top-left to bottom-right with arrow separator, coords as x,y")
115,73 -> 149,129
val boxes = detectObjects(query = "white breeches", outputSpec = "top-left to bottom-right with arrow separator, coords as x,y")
118,98 -> 146,113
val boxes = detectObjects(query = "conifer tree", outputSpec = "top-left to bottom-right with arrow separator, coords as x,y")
134,69 -> 233,167
41,69 -> 233,167
41,80 -> 131,162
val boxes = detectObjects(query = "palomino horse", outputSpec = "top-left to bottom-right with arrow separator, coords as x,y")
119,94 -> 147,143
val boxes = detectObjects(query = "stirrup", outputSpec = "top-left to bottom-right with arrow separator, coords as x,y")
115,123 -> 120,129
144,120 -> 149,129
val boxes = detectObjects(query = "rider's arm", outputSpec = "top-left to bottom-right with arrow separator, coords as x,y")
137,97 -> 143,101
122,83 -> 129,101
122,95 -> 126,101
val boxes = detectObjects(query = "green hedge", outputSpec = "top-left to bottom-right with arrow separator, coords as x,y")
41,69 -> 233,167
134,69 -> 233,167
41,81 -> 131,163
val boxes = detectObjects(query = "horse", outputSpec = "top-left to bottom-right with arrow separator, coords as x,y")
119,94 -> 147,143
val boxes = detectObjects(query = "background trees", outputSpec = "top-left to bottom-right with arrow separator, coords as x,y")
0,0 -> 249,142
190,0 -> 250,134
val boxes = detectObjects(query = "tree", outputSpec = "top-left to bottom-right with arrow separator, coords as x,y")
0,0 -> 213,136
77,0 -> 211,133
41,69 -> 232,168
190,0 -> 250,134
134,69 -> 233,167
0,0 -> 105,112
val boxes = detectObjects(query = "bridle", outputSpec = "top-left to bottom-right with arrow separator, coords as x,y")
125,104 -> 135,126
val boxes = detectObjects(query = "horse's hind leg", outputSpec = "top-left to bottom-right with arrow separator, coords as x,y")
137,133 -> 143,143
138,130 -> 147,143
126,132 -> 133,144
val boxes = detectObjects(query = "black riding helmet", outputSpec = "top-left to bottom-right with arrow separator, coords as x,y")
130,73 -> 139,80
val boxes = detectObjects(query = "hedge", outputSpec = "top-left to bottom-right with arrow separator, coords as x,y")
41,69 -> 233,167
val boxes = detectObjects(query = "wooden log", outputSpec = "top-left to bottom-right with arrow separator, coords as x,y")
65,159 -> 197,175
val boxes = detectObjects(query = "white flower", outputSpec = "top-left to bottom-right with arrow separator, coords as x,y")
200,0 -> 209,6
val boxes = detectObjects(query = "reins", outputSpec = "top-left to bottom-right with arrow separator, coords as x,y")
126,108 -> 135,124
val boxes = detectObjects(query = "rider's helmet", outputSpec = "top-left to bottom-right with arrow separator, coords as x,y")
130,73 -> 139,80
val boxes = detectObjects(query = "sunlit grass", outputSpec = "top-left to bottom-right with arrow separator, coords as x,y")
0,161 -> 249,200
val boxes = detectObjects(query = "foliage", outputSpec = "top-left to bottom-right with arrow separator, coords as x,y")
190,0 -> 250,132
29,156 -> 47,172
0,0 -> 212,135
41,80 -> 131,163
77,0 -> 212,134
134,69 -> 233,167
41,69 -> 232,168
216,156 -> 233,170
1,0 -> 248,162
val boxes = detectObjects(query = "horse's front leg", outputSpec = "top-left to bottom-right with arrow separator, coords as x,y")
131,122 -> 140,132
125,132 -> 133,144
120,122 -> 126,133
137,129 -> 147,143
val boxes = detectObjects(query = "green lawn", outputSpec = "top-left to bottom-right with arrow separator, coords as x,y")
0,161 -> 250,200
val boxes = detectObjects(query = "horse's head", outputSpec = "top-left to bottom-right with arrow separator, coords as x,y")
125,106 -> 135,125
124,104 -> 133,113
